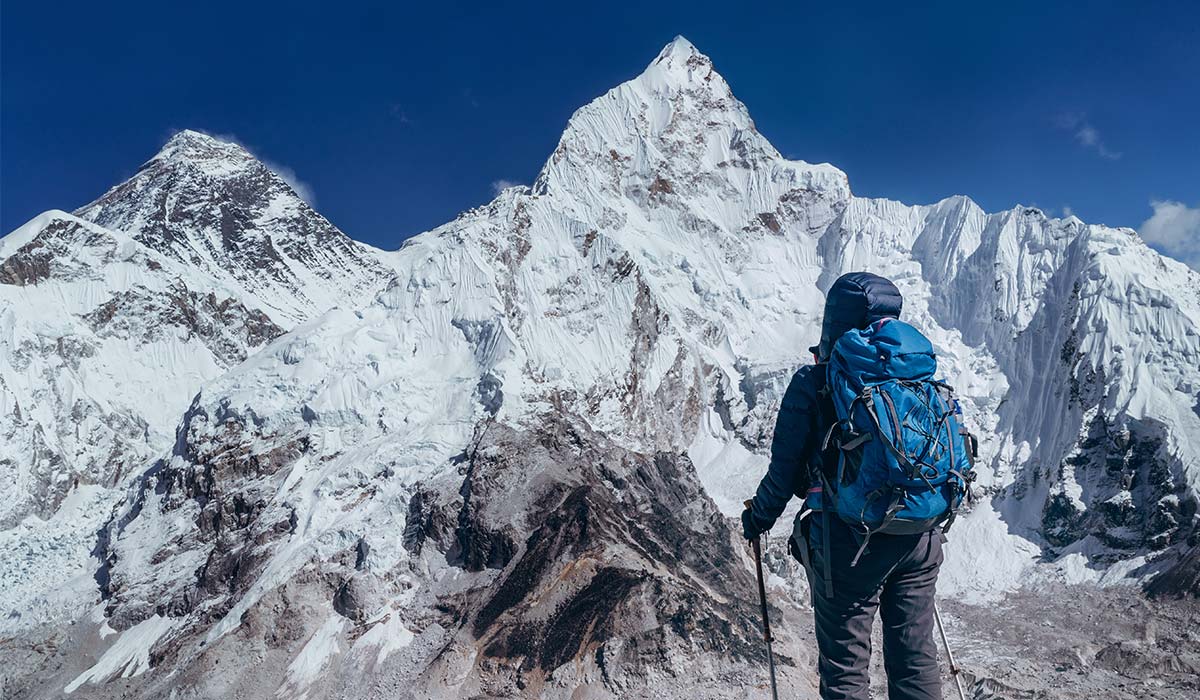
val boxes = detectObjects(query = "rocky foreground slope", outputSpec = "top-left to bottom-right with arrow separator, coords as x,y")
2,37 -> 1198,699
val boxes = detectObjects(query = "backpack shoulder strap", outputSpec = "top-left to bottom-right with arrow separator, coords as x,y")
810,373 -> 840,491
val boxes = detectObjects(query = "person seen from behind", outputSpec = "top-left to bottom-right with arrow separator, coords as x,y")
742,271 -> 977,700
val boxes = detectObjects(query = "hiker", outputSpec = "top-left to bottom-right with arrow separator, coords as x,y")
741,272 -> 975,700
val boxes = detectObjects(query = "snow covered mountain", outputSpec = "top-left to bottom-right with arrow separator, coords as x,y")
3,37 -> 1199,700
75,129 -> 395,326
0,132 -> 397,636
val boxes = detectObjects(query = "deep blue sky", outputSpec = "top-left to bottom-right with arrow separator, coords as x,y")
3,1 -> 1198,252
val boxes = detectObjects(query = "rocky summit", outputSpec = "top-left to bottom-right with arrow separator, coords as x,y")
2,36 -> 1198,699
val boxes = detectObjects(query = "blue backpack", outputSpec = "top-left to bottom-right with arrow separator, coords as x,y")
816,318 -> 977,566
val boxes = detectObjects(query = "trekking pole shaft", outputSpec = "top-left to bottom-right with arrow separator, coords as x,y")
933,603 -> 967,700
751,537 -> 779,700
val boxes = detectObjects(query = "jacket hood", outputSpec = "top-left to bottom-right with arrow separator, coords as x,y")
811,271 -> 904,361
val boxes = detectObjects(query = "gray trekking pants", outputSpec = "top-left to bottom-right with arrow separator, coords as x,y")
801,516 -> 944,700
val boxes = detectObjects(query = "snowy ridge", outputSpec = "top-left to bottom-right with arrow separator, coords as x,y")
2,36 -> 1199,700
0,136 -> 399,637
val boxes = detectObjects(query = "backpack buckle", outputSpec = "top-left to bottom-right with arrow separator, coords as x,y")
821,420 -> 845,451
839,432 -> 873,451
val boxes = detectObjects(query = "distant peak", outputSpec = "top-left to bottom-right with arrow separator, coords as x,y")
646,35 -> 712,78
153,129 -> 255,169
655,35 -> 699,64
71,129 -> 281,227
166,128 -> 222,144
162,129 -> 248,151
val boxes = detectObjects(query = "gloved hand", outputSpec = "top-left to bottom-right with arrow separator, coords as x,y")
741,505 -> 764,541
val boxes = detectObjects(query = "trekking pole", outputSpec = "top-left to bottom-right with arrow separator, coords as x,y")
933,603 -> 968,700
745,500 -> 779,700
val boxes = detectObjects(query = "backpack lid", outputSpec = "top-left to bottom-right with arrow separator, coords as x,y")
830,319 -> 936,384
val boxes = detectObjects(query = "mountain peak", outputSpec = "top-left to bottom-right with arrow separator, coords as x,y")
164,128 -> 224,146
653,35 -> 700,66
67,130 -> 394,328
150,129 -> 256,175
532,35 -> 847,203
640,35 -> 716,88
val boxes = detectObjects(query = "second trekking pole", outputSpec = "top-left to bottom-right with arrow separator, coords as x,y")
934,603 -> 968,700
745,501 -> 779,700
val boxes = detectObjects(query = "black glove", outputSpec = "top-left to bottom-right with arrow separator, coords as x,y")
741,506 -> 764,541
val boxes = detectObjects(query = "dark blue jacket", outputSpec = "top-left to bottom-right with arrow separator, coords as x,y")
745,271 -> 904,537
746,365 -> 826,534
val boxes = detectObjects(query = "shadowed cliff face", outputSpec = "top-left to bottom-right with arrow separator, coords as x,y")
94,396 -> 310,632
1041,415 -> 1198,564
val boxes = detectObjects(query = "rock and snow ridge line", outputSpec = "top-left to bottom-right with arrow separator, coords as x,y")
0,130 -> 401,642
2,34 -> 1199,700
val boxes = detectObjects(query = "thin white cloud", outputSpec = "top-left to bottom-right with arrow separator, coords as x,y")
390,103 -> 413,125
1055,113 -> 1121,160
1138,200 -> 1200,270
1075,125 -> 1097,145
1062,205 -> 1075,217
263,160 -> 317,206
490,179 -> 521,195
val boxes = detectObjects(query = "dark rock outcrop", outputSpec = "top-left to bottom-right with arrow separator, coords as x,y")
406,415 -> 774,694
